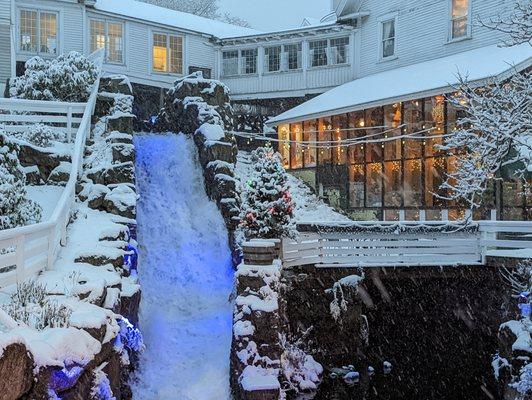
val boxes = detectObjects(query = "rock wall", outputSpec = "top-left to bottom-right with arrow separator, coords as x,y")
155,72 -> 241,261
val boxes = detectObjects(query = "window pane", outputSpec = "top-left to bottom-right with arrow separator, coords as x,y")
349,164 -> 365,208
39,12 -> 57,54
222,51 -> 239,76
309,40 -> 328,67
404,100 -> 423,158
366,163 -> 383,207
285,43 -> 302,70
404,159 -> 423,206
382,19 -> 395,58
265,46 -> 281,72
278,124 -> 290,169
153,33 -> 167,72
330,37 -> 349,64
424,96 -> 445,156
424,157 -> 447,207
241,49 -> 257,74
90,20 -> 106,54
452,0 -> 468,38
452,0 -> 468,18
318,118 -> 332,163
384,103 -> 401,160
348,112 -> 365,163
290,123 -> 303,169
365,108 -> 383,163
384,161 -> 402,206
108,22 -> 123,63
303,120 -> 317,167
169,35 -> 183,74
332,114 -> 347,165
20,10 -> 37,52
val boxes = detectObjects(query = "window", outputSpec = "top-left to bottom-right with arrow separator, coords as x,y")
284,43 -> 302,70
20,9 -> 57,55
152,33 -> 183,74
240,49 -> 258,74
90,19 -> 124,63
309,40 -> 328,67
381,19 -> 396,58
450,0 -> 469,39
265,46 -> 281,72
330,37 -> 349,65
222,51 -> 239,76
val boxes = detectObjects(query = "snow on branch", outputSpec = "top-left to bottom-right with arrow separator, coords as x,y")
478,1 -> 532,47
438,70 -> 532,208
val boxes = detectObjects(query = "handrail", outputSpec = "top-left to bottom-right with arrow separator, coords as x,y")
0,48 -> 104,288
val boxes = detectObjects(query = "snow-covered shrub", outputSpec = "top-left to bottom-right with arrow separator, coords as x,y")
19,124 -> 65,147
240,146 -> 295,239
5,279 -> 72,329
10,51 -> 98,102
109,94 -> 134,116
280,335 -> 323,393
0,132 -> 42,230
91,364 -> 116,400
511,363 -> 532,399
328,274 -> 364,322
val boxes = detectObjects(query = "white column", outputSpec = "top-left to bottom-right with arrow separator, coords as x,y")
302,40 -> 309,86
258,45 -> 264,92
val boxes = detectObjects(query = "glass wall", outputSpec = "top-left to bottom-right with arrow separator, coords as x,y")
277,95 -> 530,220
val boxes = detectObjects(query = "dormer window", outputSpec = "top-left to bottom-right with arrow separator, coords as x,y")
450,0 -> 469,40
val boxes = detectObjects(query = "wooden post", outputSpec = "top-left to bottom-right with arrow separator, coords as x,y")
419,210 -> 426,222
442,209 -> 449,222
67,105 -> 73,143
490,209 -> 497,221
399,210 -> 406,222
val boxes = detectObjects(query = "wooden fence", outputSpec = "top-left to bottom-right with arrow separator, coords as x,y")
0,48 -> 104,288
282,220 -> 532,269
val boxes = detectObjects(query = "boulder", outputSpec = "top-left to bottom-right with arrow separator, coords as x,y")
47,161 -> 72,185
111,143 -> 135,164
0,343 -> 34,400
106,115 -> 135,134
103,184 -> 137,219
87,162 -> 135,186
17,142 -> 70,180
87,184 -> 111,210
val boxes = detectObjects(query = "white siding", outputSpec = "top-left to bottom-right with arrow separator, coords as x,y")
0,0 -> 12,93
358,0 -> 515,78
187,33 -> 217,73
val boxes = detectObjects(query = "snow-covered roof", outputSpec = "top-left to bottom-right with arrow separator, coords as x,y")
93,0 -> 260,39
268,43 -> 532,126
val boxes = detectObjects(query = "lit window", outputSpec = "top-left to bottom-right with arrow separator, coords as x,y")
309,39 -> 328,67
20,9 -> 57,54
284,43 -> 302,70
451,0 -> 469,39
265,46 -> 281,72
222,51 -> 239,76
152,33 -> 183,74
90,19 -> 124,63
381,19 -> 396,58
330,37 -> 349,64
240,49 -> 258,75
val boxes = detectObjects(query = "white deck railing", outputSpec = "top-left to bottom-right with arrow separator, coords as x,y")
0,49 -> 104,289
282,220 -> 532,269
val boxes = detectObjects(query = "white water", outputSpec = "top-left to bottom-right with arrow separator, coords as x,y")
132,133 -> 234,400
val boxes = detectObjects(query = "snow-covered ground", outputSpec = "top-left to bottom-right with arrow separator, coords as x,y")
26,185 -> 63,220
131,133 -> 234,400
236,151 -> 349,223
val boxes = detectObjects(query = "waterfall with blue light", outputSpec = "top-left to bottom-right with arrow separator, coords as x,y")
131,133 -> 234,399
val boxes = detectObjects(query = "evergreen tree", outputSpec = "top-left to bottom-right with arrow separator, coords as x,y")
0,132 -> 42,230
240,146 -> 295,239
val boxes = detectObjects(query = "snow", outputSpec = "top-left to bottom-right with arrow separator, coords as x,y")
131,133 -> 234,400
94,0 -> 259,39
197,123 -> 225,142
240,365 -> 280,391
268,43 -> 532,125
25,185 -> 63,220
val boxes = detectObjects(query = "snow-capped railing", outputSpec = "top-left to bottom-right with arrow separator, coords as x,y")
282,220 -> 532,268
0,49 -> 104,289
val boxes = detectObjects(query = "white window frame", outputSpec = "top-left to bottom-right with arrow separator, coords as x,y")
222,50 -> 239,77
151,31 -> 184,75
264,45 -> 282,73
378,13 -> 398,61
240,48 -> 258,75
17,7 -> 60,57
308,36 -> 351,69
89,18 -> 125,65
263,42 -> 303,74
448,0 -> 472,42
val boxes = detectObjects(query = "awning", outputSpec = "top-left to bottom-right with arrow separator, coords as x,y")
267,43 -> 532,126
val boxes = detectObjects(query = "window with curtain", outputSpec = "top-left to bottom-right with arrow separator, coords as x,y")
241,49 -> 258,74
303,120 -> 317,168
330,37 -> 350,65
90,19 -> 124,63
152,33 -> 183,74
309,40 -> 328,67
284,43 -> 302,70
451,0 -> 469,39
222,51 -> 239,76
381,19 -> 396,58
265,46 -> 281,72
20,9 -> 57,54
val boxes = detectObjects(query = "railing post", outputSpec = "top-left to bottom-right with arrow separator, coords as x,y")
399,210 -> 406,222
442,209 -> 449,222
15,235 -> 25,284
490,209 -> 497,221
465,209 -> 472,221
419,210 -> 426,222
67,105 -> 73,143
47,226 -> 56,269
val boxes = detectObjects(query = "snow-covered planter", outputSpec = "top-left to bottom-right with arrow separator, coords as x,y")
18,124 -> 65,147
0,132 -> 42,230
9,51 -> 98,102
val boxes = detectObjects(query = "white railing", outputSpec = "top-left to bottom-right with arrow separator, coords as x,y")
282,220 -> 532,269
0,49 -> 104,289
